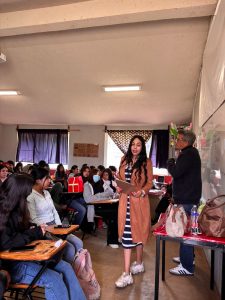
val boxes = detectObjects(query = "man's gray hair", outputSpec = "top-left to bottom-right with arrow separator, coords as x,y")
178,129 -> 196,146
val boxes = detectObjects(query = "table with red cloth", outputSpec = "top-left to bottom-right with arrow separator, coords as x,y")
153,227 -> 225,300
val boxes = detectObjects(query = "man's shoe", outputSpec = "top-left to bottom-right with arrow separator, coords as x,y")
172,257 -> 195,265
115,272 -> 133,288
169,264 -> 194,276
130,261 -> 145,275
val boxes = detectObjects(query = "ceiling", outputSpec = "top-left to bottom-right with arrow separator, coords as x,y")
0,0 -> 218,127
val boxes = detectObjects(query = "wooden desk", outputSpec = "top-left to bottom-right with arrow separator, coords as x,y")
0,240 -> 66,297
0,240 -> 66,261
153,229 -> 225,300
46,225 -> 79,235
88,199 -> 119,205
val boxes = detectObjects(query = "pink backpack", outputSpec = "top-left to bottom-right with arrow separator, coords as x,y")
73,249 -> 100,300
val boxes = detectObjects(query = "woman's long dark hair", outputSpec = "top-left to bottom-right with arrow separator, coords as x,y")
31,167 -> 49,182
0,174 -> 33,232
56,163 -> 66,178
120,135 -> 148,187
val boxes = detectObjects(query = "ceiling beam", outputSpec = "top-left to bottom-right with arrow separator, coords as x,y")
0,0 -> 217,37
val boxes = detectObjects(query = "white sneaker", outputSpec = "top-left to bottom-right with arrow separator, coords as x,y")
169,264 -> 193,276
130,261 -> 145,275
115,272 -> 133,288
172,257 -> 195,265
109,244 -> 119,249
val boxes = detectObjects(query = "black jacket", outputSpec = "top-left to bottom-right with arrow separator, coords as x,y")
167,146 -> 202,205
0,211 -> 43,251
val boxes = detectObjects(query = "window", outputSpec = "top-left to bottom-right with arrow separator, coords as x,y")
16,129 -> 68,164
105,134 -> 152,169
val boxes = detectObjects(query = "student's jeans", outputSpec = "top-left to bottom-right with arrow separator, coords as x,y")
64,233 -> 83,262
69,198 -> 87,225
9,259 -> 86,300
46,221 -> 83,263
179,204 -> 194,273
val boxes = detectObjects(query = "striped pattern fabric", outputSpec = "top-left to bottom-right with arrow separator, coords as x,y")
121,165 -> 142,249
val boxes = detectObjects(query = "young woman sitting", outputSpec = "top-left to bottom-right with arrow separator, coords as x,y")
83,169 -> 119,248
27,167 -> 83,264
0,165 -> 8,188
54,164 -> 68,190
100,168 -> 117,193
68,165 -> 79,178
0,174 -> 86,300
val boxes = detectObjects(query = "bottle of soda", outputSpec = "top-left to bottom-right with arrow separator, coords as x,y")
191,205 -> 198,235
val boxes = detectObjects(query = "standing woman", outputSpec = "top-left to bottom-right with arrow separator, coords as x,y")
115,135 -> 153,288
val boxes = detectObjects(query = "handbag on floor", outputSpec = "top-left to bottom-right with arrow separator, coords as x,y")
165,204 -> 188,237
73,249 -> 100,300
198,195 -> 225,237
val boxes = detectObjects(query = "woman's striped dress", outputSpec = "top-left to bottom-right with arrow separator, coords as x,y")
121,165 -> 142,249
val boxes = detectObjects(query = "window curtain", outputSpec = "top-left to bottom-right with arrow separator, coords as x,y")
16,129 -> 68,164
150,130 -> 169,168
106,130 -> 152,154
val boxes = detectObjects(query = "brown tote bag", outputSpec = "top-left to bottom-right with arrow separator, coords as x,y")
198,195 -> 225,237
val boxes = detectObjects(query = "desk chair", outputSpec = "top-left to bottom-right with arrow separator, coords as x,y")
7,283 -> 39,300
60,207 -> 78,224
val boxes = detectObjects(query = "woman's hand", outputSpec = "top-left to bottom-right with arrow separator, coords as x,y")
131,190 -> 142,198
40,224 -> 47,235
116,186 -> 122,193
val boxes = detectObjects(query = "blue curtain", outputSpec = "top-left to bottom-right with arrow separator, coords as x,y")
16,129 -> 68,164
150,130 -> 169,168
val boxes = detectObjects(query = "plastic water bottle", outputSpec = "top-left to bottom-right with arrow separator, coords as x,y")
191,205 -> 198,235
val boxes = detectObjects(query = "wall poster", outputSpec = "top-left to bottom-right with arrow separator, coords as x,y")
73,143 -> 99,157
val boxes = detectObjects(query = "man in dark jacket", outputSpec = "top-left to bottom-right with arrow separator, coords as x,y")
167,130 -> 202,276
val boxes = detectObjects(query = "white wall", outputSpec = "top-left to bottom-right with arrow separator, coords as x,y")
0,124 -> 2,158
192,0 -> 225,293
0,125 -> 18,161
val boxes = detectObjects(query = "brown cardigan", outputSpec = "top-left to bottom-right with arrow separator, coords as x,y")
118,158 -> 153,244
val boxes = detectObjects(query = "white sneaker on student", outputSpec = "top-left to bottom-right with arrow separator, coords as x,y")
169,264 -> 193,276
115,272 -> 133,288
109,244 -> 119,249
130,261 -> 145,275
172,257 -> 195,265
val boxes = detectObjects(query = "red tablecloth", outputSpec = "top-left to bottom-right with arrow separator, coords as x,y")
154,227 -> 225,245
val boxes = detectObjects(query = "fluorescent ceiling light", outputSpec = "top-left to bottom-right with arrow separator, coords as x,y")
103,85 -> 141,92
0,90 -> 19,96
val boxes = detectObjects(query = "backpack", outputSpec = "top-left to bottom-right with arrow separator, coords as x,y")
165,204 -> 188,237
73,249 -> 100,300
198,195 -> 225,237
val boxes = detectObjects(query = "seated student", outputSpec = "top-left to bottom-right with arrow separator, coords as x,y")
100,168 -> 117,193
109,165 -> 117,181
14,162 -> 23,174
68,165 -> 79,178
7,160 -> 15,174
97,165 -> 105,178
38,160 -> 47,168
27,167 -> 83,264
80,165 -> 90,184
0,174 -> 86,300
54,164 -> 68,190
0,165 -> 8,188
83,169 -> 119,248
